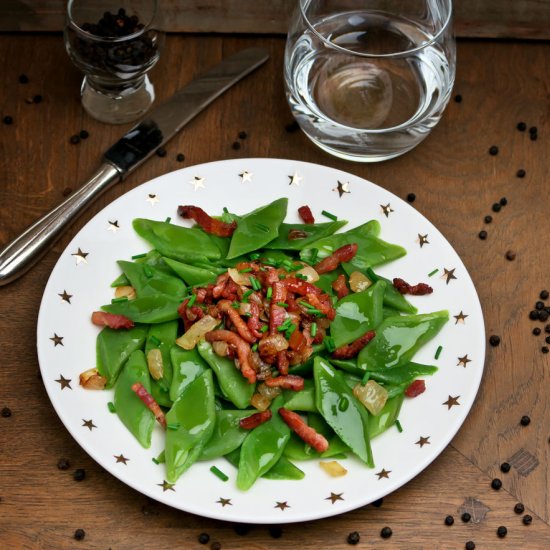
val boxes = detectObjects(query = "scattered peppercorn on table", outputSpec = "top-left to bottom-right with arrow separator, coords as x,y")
1,34 -> 550,549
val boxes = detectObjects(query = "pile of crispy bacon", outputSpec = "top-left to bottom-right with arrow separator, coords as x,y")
178,244 -> 362,389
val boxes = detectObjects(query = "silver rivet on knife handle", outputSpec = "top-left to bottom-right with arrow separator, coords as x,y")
0,47 -> 269,286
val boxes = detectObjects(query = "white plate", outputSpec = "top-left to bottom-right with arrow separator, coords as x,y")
37,158 -> 485,524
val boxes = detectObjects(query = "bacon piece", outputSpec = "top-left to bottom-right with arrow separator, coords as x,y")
217,299 -> 256,344
246,301 -> 264,339
177,205 -> 237,237
393,278 -> 433,296
265,375 -> 304,391
331,274 -> 349,299
405,379 -> 426,397
131,382 -> 167,429
331,330 -> 376,359
194,287 -> 208,304
91,311 -> 134,329
314,243 -> 358,274
278,408 -> 329,452
298,205 -> 315,224
284,277 -> 322,296
258,334 -> 289,364
306,292 -> 336,320
206,329 -> 256,383
212,272 -> 229,299
239,410 -> 272,430
276,351 -> 289,375
269,281 -> 288,335
288,328 -> 307,353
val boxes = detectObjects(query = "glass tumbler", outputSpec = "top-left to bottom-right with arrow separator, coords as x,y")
64,0 -> 164,124
284,0 -> 456,162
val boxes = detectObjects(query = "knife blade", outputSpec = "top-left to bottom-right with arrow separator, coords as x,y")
0,47 -> 269,286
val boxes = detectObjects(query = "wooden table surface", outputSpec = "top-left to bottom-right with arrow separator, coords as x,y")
1,33 -> 549,549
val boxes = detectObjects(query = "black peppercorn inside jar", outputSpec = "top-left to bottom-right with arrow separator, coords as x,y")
64,1 -> 165,123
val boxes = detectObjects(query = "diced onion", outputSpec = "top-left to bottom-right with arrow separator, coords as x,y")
115,285 -> 136,300
319,461 -> 348,477
147,348 -> 164,380
250,392 -> 271,412
353,380 -> 388,415
176,315 -> 220,350
349,271 -> 372,293
228,268 -> 252,286
257,382 -> 282,400
296,265 -> 319,283
212,340 -> 229,357
79,368 -> 107,390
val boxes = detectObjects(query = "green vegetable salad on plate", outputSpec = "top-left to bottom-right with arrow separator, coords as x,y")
81,198 -> 448,490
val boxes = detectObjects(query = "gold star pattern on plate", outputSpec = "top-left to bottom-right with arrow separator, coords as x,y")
334,180 -> 351,197
146,193 -> 159,206
418,234 -> 429,247
50,333 -> 64,346
239,170 -> 253,183
275,501 -> 290,510
58,290 -> 72,304
158,480 -> 175,492
457,354 -> 472,368
55,375 -> 72,390
217,497 -> 232,507
376,468 -> 391,479
107,220 -> 120,233
415,436 -> 431,448
381,203 -> 394,217
82,419 -> 97,431
114,454 -> 129,465
288,171 -> 302,186
454,311 -> 468,324
442,268 -> 457,284
443,395 -> 460,409
189,176 -> 206,191
71,248 -> 88,265
325,492 -> 344,504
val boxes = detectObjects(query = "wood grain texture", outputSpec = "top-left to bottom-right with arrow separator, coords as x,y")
0,34 -> 549,549
2,0 -> 550,39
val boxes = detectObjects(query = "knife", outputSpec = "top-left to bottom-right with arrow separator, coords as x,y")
0,47 -> 269,286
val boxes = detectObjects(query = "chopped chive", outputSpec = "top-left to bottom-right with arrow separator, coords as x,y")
263,258 -> 277,267
296,273 -> 307,280
210,465 -> 229,482
143,265 -> 153,278
242,289 -> 253,300
244,312 -> 252,318
435,345 -> 443,359
167,422 -> 180,431
249,252 -> 260,260
251,343 -> 258,352
239,267 -> 253,273
277,319 -> 292,332
107,402 -> 116,413
428,268 -> 439,277
276,301 -> 288,308
323,336 -> 336,353
310,322 -> 317,337
321,210 -> 338,221
111,296 -> 128,303
285,324 -> 297,339
187,294 -> 197,307
395,419 -> 403,433
255,223 -> 270,232
278,274 -> 286,280
260,325 -> 268,333
282,259 -> 293,270
266,287 -> 273,300
310,248 -> 319,263
165,216 -> 171,223
361,371 -> 370,384
289,264 -> 302,272
131,252 -> 147,260
231,301 -> 240,309
249,276 -> 261,291
149,335 -> 161,346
